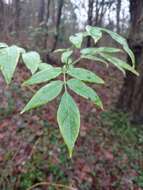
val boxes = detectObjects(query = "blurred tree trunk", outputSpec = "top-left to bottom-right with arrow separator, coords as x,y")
46,0 -> 51,20
116,0 -> 121,33
97,0 -> 105,26
87,0 -> 94,47
117,0 -> 143,123
14,0 -> 21,36
52,0 -> 64,51
0,0 -> 4,30
43,0 -> 51,49
94,0 -> 110,26
38,0 -> 45,23
51,0 -> 56,24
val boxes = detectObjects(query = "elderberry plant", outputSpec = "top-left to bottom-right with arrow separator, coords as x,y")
0,26 -> 138,157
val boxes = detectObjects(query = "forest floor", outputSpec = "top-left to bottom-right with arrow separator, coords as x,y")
0,59 -> 143,190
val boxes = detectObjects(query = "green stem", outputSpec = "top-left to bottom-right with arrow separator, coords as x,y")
72,57 -> 81,65
63,71 -> 67,92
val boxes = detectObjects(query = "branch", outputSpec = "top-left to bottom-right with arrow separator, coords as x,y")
27,182 -> 76,190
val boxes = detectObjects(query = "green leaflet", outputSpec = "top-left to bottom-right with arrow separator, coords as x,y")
86,25 -> 102,44
0,45 -> 20,84
100,53 -> 139,76
57,91 -> 80,158
86,25 -> 135,67
67,57 -> 73,65
38,63 -> 53,70
81,47 -> 122,55
67,79 -> 103,109
22,51 -> 41,74
17,47 -> 26,54
0,47 -> 7,55
0,43 -> 8,48
67,67 -> 104,84
81,55 -> 108,67
61,50 -> 73,64
69,33 -> 83,48
23,67 -> 62,85
103,29 -> 135,67
21,80 -> 63,113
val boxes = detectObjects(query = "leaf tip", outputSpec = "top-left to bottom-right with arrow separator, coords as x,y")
135,71 -> 139,76
20,110 -> 24,114
20,106 -> 28,115
101,79 -> 105,84
101,105 -> 104,110
68,148 -> 73,159
4,77 -> 11,85
22,81 -> 28,86
21,83 -> 26,87
6,82 -> 10,85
